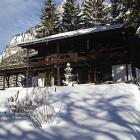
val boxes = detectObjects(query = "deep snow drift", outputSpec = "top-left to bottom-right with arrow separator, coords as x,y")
0,83 -> 140,140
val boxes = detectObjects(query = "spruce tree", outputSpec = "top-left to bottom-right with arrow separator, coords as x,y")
110,0 -> 140,24
40,0 -> 60,37
61,0 -> 82,32
110,0 -> 130,23
129,0 -> 140,23
82,0 -> 110,28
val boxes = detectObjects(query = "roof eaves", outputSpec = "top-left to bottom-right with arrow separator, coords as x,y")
18,23 -> 124,48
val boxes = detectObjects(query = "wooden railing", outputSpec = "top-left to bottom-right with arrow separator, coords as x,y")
45,52 -> 88,64
0,51 -> 95,70
0,52 -> 89,70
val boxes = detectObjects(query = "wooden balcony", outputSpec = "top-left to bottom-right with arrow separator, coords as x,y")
29,57 -> 45,67
45,52 -> 88,65
28,52 -> 90,67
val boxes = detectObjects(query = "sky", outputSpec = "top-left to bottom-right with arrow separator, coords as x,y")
0,0 -> 110,54
0,0 -> 60,54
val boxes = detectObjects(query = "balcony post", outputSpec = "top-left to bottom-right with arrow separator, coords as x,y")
57,42 -> 59,57
7,75 -> 10,88
88,64 -> 91,83
3,75 -> 5,90
57,65 -> 60,86
26,49 -> 29,88
87,40 -> 90,51
16,74 -> 18,87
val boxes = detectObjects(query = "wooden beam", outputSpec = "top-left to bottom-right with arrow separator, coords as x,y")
3,76 -> 5,90
16,74 -> 18,87
126,64 -> 129,81
131,63 -> 136,80
57,65 -> 60,86
87,40 -> 90,51
26,49 -> 29,88
6,76 -> 10,88
57,42 -> 59,57
88,64 -> 91,83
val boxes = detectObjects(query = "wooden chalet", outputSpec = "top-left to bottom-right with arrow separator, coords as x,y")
0,23 -> 140,88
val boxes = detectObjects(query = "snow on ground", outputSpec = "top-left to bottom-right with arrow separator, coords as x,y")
0,83 -> 140,140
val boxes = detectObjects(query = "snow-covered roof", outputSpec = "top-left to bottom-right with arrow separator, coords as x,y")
18,24 -> 124,47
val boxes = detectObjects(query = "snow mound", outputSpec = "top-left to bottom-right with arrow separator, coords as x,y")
0,83 -> 140,140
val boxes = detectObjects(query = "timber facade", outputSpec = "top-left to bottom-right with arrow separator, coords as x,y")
0,23 -> 140,89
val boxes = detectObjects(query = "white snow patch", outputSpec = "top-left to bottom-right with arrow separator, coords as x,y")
0,83 -> 140,140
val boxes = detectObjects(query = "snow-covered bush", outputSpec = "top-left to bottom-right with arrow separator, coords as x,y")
5,87 -> 62,127
7,90 -> 32,114
27,87 -> 63,127
29,87 -> 49,106
29,105 -> 56,127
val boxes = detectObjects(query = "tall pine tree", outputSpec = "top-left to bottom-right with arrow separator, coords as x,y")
110,0 -> 140,24
110,0 -> 130,24
40,0 -> 60,37
128,0 -> 140,23
82,0 -> 110,27
61,0 -> 82,32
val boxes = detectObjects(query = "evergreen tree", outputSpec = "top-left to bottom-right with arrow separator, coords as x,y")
128,0 -> 140,23
39,0 -> 60,37
110,0 -> 140,24
61,0 -> 82,31
82,0 -> 110,28
110,0 -> 131,23
111,0 -> 118,19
